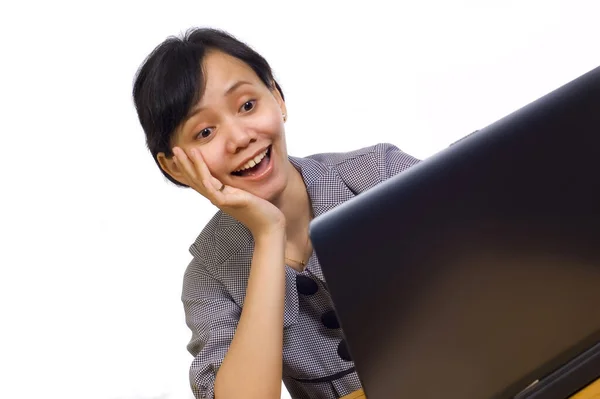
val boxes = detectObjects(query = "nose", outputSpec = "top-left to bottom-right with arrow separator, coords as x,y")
224,119 -> 257,154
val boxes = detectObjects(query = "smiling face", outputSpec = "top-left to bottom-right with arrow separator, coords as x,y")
158,50 -> 291,202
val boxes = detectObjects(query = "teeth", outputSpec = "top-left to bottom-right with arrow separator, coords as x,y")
234,148 -> 268,172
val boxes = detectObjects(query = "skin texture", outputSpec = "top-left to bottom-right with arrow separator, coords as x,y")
156,50 -> 314,398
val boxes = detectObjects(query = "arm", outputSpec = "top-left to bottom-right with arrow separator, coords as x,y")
173,146 -> 288,399
185,230 -> 287,399
214,230 -> 286,399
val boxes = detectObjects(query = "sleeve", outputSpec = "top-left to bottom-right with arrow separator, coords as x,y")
376,142 -> 421,180
182,266 -> 242,399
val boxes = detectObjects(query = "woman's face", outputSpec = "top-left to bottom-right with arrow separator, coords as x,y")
164,50 -> 289,202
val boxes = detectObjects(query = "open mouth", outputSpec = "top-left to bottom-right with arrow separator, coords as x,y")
231,145 -> 272,177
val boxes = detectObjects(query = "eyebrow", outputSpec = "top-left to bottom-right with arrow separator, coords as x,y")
184,80 -> 253,121
224,80 -> 253,96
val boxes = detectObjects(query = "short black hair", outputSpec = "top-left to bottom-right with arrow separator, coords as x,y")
132,28 -> 284,187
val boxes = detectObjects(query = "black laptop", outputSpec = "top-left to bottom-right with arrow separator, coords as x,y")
309,66 -> 600,399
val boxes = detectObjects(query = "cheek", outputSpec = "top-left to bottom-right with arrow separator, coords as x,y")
268,116 -> 285,141
253,109 -> 284,137
195,146 -> 224,177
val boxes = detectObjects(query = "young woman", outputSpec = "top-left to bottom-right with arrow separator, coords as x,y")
132,28 -> 420,399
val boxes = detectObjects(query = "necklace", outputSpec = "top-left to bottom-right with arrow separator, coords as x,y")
285,231 -> 311,266
285,256 -> 306,267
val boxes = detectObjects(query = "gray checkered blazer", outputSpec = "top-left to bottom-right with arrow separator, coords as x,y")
182,143 -> 421,399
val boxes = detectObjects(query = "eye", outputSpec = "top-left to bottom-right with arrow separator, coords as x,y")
240,100 -> 256,113
195,127 -> 213,140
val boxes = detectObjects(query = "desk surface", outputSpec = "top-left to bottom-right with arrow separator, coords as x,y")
339,389 -> 365,399
339,377 -> 600,399
570,377 -> 600,399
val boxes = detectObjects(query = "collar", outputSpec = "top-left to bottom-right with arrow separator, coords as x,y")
288,155 -> 356,219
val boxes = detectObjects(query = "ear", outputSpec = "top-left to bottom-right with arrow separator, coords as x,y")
157,152 -> 189,186
271,81 -> 287,118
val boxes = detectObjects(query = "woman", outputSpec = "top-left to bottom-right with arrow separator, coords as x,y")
132,28 -> 420,399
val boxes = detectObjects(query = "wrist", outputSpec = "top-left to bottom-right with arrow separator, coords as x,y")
253,227 -> 286,246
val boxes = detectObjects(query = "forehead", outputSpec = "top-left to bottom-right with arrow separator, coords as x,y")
201,50 -> 262,89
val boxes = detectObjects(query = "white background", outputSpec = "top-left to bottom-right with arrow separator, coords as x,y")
1,1 -> 598,398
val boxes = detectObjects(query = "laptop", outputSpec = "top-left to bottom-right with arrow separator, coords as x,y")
309,65 -> 600,399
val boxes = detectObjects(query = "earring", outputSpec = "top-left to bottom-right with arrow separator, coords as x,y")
282,113 -> 287,122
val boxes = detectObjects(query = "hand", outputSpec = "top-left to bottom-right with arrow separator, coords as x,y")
172,147 -> 286,238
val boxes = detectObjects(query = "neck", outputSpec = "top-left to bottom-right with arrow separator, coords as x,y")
274,161 -> 313,243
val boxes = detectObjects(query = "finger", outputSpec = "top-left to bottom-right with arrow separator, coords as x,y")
188,148 -> 227,200
173,147 -> 200,183
189,148 -> 224,190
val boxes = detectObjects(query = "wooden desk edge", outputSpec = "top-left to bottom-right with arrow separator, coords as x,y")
337,377 -> 600,399
339,388 -> 366,399
570,377 -> 600,399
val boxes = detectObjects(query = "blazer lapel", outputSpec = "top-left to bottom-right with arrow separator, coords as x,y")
289,155 -> 357,218
289,156 -> 357,285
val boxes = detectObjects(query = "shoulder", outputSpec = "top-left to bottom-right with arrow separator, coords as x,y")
304,142 -> 396,165
187,211 -> 253,275
183,211 -> 254,313
309,143 -> 419,173
303,143 -> 420,193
